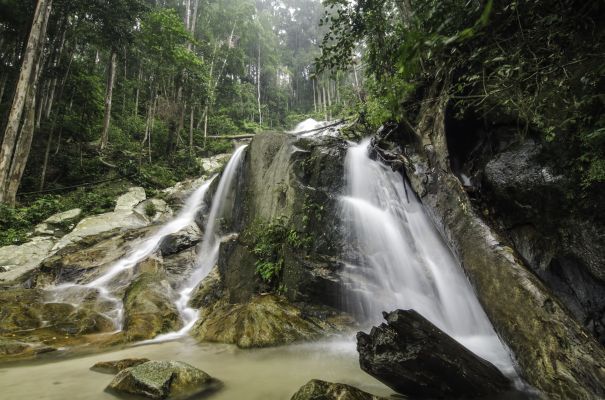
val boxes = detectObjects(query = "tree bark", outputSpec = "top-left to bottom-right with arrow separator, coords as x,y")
257,39 -> 262,126
100,50 -> 117,150
0,0 -> 52,202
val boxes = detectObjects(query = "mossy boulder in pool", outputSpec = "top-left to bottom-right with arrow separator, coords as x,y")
107,360 -> 220,399
191,294 -> 352,348
291,380 -> 387,400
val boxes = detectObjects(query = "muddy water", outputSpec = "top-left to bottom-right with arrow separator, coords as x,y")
0,337 -> 392,400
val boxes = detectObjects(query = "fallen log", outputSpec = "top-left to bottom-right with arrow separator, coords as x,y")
357,310 -> 511,399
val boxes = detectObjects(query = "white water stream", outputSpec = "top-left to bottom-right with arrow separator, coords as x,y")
341,139 -> 516,375
46,177 -> 216,329
146,144 -> 248,343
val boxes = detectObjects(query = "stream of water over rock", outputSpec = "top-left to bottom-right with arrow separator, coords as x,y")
340,138 -> 516,375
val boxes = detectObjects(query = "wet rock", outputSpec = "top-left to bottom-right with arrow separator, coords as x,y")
357,310 -> 510,399
123,272 -> 182,341
188,265 -> 222,309
91,358 -> 150,374
107,360 -> 219,400
0,338 -> 55,358
191,294 -> 350,348
159,223 -> 202,256
216,133 -> 348,309
291,380 -> 386,400
35,228 -> 150,286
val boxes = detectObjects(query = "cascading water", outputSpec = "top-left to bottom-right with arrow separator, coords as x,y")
46,177 -> 216,329
146,144 -> 248,343
341,139 -> 516,375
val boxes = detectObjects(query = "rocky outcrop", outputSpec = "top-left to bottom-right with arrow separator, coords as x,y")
122,272 -> 182,341
91,358 -> 150,374
357,310 -> 510,398
106,360 -> 220,400
383,90 -> 605,399
481,141 -> 605,344
291,380 -> 386,400
0,236 -> 55,283
217,133 -> 348,308
192,294 -> 351,348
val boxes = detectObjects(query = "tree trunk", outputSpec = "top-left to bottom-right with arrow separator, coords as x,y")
312,79 -> 317,113
257,39 -> 262,126
5,83 -> 37,205
0,0 -> 52,202
189,104 -> 195,155
100,51 -> 117,150
134,65 -> 141,116
322,85 -> 328,121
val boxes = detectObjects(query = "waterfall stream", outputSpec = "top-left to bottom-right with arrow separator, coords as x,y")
146,144 -> 249,343
341,139 -> 516,374
46,177 -> 216,329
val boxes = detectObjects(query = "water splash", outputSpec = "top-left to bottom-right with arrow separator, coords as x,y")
341,139 -> 515,374
289,118 -> 341,138
145,144 -> 248,343
46,177 -> 216,329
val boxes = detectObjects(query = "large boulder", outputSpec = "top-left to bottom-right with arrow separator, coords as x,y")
215,133 -> 348,309
122,272 -> 182,341
191,294 -> 351,348
357,310 -> 510,399
291,380 -> 387,400
107,360 -> 220,400
0,236 -> 55,283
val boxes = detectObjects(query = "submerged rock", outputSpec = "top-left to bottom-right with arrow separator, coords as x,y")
91,358 -> 150,374
192,294 -> 350,348
357,310 -> 511,399
291,379 -> 386,400
107,360 -> 219,400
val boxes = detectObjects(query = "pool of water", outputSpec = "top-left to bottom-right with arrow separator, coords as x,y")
0,337 -> 393,400
0,335 -> 536,400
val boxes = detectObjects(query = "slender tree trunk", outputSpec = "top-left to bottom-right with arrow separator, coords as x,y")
134,65 -> 141,116
100,51 -> 117,150
322,84 -> 328,121
189,104 -> 195,155
5,84 -> 37,204
257,40 -> 262,126
122,47 -> 127,117
0,0 -> 52,202
312,79 -> 317,113
203,104 -> 209,146
327,79 -> 332,120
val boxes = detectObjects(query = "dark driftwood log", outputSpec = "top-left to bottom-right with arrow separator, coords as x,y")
357,310 -> 511,399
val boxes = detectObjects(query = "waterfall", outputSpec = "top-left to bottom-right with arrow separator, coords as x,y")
46,177 -> 217,329
342,139 -> 515,374
145,144 -> 248,343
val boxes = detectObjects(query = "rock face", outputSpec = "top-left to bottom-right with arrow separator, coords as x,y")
357,310 -> 510,399
481,141 -> 605,344
215,133 -> 348,308
192,294 -> 350,348
91,358 -> 150,374
291,380 -> 386,400
107,360 -> 219,400
387,91 -> 605,399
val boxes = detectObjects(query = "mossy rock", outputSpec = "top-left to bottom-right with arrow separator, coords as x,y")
191,294 -> 352,348
106,360 -> 220,400
291,380 -> 387,400
123,272 -> 182,341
